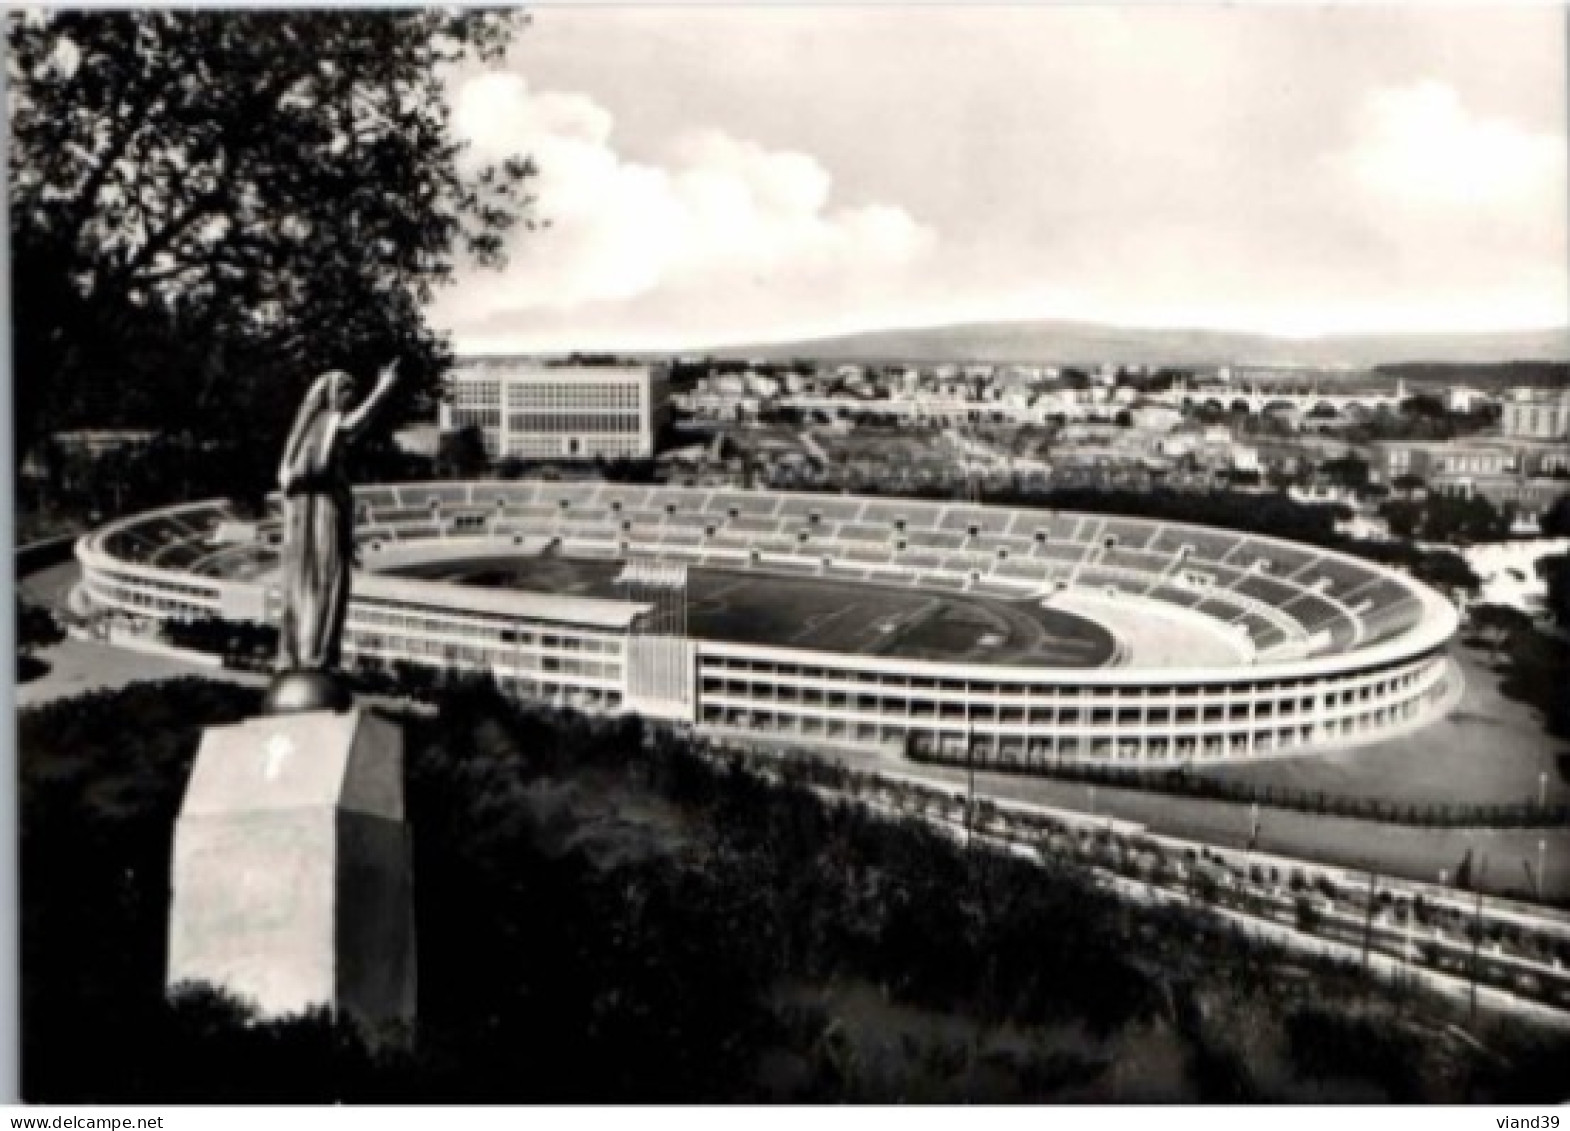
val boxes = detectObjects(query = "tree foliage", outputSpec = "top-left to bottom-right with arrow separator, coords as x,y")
1468,602 -> 1537,662
1319,454 -> 1370,490
21,678 -> 1570,1100
8,8 -> 534,480
433,423 -> 490,480
16,598 -> 64,658
1537,553 -> 1570,631
1539,496 -> 1570,540
1381,492 -> 1512,546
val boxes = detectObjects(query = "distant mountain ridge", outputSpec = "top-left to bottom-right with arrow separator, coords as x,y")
714,318 -> 1570,368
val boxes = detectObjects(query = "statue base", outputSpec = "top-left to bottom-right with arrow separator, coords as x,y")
167,708 -> 416,1034
264,669 -> 353,715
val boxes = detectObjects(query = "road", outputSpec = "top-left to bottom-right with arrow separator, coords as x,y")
709,728 -> 1570,904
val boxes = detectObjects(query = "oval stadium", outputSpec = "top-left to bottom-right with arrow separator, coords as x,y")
74,480 -> 1462,769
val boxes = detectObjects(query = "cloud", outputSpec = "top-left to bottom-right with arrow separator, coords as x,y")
441,72 -> 935,344
1343,81 -> 1565,208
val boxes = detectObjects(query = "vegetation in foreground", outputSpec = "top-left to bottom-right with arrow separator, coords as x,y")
20,678 -> 1570,1102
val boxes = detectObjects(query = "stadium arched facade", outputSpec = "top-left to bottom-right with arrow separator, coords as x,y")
75,481 -> 1461,768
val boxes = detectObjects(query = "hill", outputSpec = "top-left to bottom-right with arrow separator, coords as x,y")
715,319 -> 1570,368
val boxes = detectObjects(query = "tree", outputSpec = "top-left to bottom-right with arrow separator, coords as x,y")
9,10 -> 535,482
435,425 -> 490,480
1536,553 -> 1570,631
1539,496 -> 1570,539
17,598 -> 64,658
1399,394 -> 1448,420
1410,549 -> 1481,599
1320,455 -> 1370,490
1469,603 -> 1535,663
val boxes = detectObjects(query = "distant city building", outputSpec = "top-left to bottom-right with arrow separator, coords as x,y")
1367,437 -> 1570,515
1501,388 -> 1570,440
1129,405 -> 1184,432
1368,439 -> 1516,483
441,359 -> 668,461
1444,385 -> 1489,414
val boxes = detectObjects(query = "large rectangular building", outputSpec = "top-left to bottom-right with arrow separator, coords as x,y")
1501,388 -> 1570,441
441,359 -> 668,461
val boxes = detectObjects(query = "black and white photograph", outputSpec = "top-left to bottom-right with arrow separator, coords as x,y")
8,2 -> 1570,1106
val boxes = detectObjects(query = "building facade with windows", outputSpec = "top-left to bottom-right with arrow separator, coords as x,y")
1502,388 -> 1570,441
440,359 -> 668,461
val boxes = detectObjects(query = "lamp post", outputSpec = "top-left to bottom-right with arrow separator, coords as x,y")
1538,839 -> 1548,901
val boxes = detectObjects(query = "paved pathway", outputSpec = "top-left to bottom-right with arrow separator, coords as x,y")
17,636 -> 267,710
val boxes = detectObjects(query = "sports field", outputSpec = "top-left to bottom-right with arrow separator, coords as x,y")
396,554 -> 1117,668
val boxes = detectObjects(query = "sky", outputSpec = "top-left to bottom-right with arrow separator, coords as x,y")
429,4 -> 1569,353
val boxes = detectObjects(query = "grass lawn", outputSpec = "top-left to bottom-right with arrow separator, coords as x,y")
404,554 -> 1117,667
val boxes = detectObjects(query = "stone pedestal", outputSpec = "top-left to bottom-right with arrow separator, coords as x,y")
167,708 -> 416,1032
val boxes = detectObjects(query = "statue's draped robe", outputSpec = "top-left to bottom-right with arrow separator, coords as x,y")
277,409 -> 354,671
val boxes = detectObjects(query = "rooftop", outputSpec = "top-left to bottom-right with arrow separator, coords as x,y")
355,571 -> 649,630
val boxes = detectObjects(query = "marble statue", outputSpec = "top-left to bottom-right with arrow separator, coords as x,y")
266,361 -> 399,712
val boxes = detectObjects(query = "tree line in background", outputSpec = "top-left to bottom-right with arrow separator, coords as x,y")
20,676 -> 1570,1101
1372,362 -> 1570,392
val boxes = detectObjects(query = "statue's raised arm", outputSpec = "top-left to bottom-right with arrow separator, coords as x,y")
341,359 -> 401,438
266,361 -> 402,715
